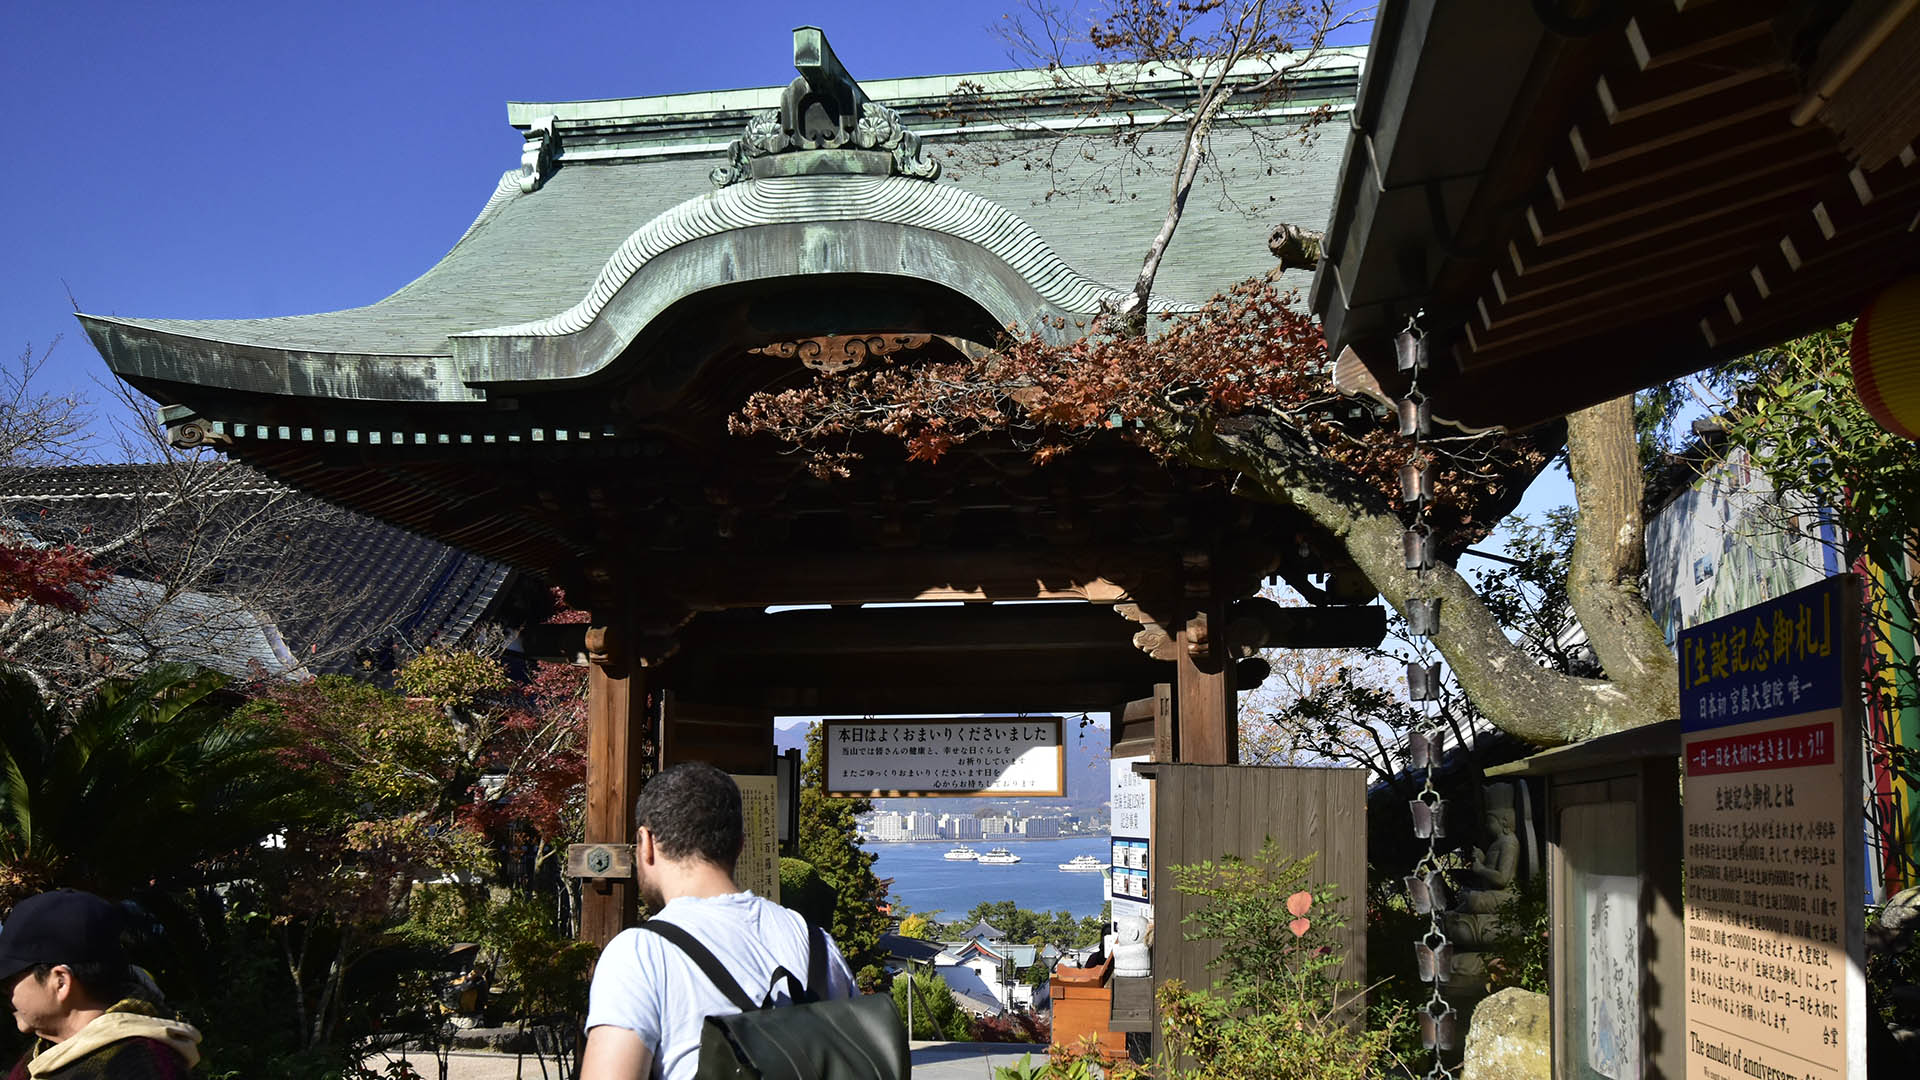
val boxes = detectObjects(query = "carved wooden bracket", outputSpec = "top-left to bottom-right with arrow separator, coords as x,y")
1114,602 -> 1178,661
584,625 -> 621,667
1184,610 -> 1213,662
749,333 -> 932,374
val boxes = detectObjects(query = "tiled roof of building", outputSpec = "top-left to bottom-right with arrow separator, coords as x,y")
79,53 -> 1354,365
1,463 -> 516,676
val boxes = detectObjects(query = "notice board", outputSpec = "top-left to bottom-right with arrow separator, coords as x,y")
821,718 -> 1065,797
1679,576 -> 1863,1080
732,774 -> 781,902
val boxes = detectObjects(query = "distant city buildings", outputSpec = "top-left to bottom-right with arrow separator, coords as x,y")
857,807 -> 1084,841
942,813 -> 982,840
1019,816 -> 1060,838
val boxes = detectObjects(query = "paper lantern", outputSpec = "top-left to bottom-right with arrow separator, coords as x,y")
1851,277 -> 1920,440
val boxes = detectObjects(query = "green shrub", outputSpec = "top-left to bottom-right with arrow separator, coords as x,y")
1131,839 -> 1415,1080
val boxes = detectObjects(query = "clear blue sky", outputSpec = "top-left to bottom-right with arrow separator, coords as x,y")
5,2 -> 1371,426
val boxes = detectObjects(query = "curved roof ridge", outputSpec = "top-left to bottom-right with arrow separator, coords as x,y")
458,174 -> 1192,341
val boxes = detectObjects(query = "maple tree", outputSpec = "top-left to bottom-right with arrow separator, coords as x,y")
731,276 -> 1686,745
732,3 -> 1688,748
395,590 -> 592,878
233,674 -> 492,1050
0,344 -> 109,618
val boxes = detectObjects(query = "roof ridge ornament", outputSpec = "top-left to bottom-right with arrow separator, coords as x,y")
520,115 -> 560,193
710,27 -> 941,188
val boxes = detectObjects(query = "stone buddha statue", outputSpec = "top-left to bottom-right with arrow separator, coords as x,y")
1443,783 -> 1523,958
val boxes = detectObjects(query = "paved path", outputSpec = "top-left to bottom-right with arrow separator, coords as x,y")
368,1041 -> 1048,1079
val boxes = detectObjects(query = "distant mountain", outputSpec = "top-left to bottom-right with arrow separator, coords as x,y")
774,718 -> 813,755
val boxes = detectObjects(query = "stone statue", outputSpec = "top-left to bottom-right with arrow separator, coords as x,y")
1112,913 -> 1152,978
1444,789 -> 1521,947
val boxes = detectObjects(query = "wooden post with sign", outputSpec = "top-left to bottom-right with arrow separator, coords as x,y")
1679,576 -> 1864,1080
579,641 -> 647,948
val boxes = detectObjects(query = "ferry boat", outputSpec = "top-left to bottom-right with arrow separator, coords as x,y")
977,847 -> 1022,865
1057,854 -> 1106,872
943,846 -> 980,861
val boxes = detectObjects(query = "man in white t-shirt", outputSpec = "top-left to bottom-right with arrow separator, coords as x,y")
580,762 -> 858,1080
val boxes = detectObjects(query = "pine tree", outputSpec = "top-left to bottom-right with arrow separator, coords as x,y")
797,724 -> 892,987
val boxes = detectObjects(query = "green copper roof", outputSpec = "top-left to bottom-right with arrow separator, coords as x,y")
81,33 -> 1357,408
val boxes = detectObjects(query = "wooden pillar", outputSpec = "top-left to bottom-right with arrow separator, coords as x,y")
1175,598 -> 1236,764
581,654 -> 646,947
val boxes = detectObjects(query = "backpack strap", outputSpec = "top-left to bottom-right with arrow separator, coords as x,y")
637,920 -> 758,1012
805,921 -> 828,1002
640,919 -> 808,1010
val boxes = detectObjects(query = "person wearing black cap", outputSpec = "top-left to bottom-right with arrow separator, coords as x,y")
0,890 -> 200,1079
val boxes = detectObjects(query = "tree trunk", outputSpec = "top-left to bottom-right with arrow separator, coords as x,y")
1565,395 -> 1681,713
1169,399 -> 1677,747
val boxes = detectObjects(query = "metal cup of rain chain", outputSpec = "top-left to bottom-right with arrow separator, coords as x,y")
1411,790 -> 1447,839
1405,870 -> 1449,913
1398,394 -> 1431,438
1420,1000 -> 1459,1051
1403,527 -> 1432,570
1415,931 -> 1454,983
1409,730 -> 1445,769
1399,461 -> 1435,505
1396,329 -> 1428,372
1406,597 -> 1440,637
1407,661 -> 1442,701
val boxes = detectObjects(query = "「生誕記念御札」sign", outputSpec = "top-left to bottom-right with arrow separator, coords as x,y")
1679,576 -> 1864,1080
821,718 -> 1065,797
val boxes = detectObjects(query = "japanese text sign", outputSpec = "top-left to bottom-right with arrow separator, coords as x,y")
1679,575 -> 1862,1080
821,718 -> 1065,798
1679,577 -> 1843,732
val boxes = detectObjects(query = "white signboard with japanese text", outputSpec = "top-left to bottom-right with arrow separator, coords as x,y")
731,774 -> 781,903
821,718 -> 1064,797
1110,754 -> 1151,908
1680,576 -> 1862,1080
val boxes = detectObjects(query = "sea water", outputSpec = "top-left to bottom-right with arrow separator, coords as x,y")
863,835 -> 1109,920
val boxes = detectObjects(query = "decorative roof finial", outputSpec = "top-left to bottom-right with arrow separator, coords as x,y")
520,115 -> 560,193
711,27 -> 941,187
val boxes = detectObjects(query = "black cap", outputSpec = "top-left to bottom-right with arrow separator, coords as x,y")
0,890 -> 127,983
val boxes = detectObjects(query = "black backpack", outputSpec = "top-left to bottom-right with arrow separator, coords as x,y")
638,918 -> 909,1080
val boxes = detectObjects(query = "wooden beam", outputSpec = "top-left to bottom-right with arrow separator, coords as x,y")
670,549 -> 1174,608
1175,603 -> 1236,765
679,602 -> 1141,654
581,658 -> 645,947
661,693 -> 774,775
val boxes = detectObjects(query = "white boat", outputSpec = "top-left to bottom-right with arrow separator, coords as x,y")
943,846 -> 980,861
1058,854 -> 1106,872
977,847 -> 1022,864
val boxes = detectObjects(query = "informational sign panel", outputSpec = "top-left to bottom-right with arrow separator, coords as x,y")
731,774 -> 781,902
1680,576 -> 1862,1080
821,718 -> 1065,797
1109,754 -> 1151,907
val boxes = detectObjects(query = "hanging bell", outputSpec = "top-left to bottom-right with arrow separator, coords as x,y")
1411,791 -> 1447,839
1399,461 -> 1436,505
1396,329 -> 1428,372
1409,730 -> 1445,769
1398,394 -> 1432,437
1419,1001 -> 1459,1051
1405,870 -> 1450,913
1403,527 -> 1432,571
1415,932 -> 1454,983
1406,597 -> 1441,637
1407,661 -> 1442,701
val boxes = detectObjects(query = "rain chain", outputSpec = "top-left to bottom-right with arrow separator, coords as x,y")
1393,323 -> 1459,1076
